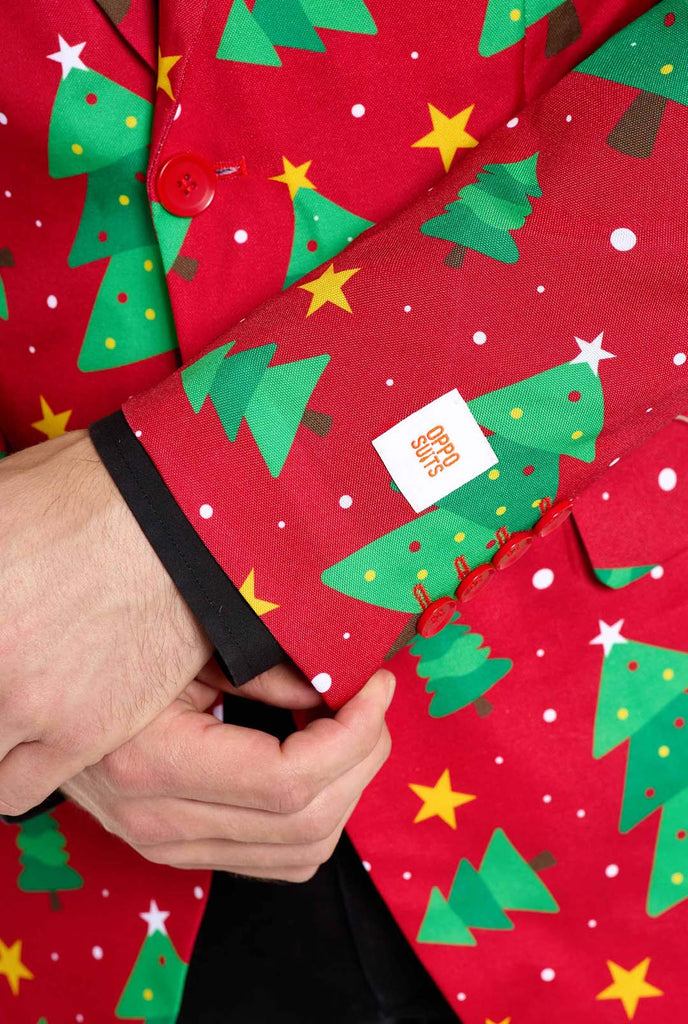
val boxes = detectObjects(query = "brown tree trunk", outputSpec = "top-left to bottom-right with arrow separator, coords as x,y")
473,697 -> 493,718
444,244 -> 466,269
301,408 -> 332,437
0,248 -> 14,269
49,890 -> 62,912
384,617 -> 421,660
607,91 -> 668,159
94,0 -> 131,25
528,850 -> 556,872
545,0 -> 582,58
171,255 -> 198,281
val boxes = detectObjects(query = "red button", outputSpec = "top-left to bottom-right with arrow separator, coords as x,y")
492,531 -> 535,570
533,498 -> 574,538
157,153 -> 216,216
455,563 -> 495,603
417,596 -> 457,637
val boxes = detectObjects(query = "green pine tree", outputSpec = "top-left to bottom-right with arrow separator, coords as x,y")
151,203 -> 196,280
15,812 -> 83,911
409,611 -> 512,718
417,828 -> 558,945
0,247 -> 13,321
577,0 -> 688,158
47,48 -> 177,371
479,0 -> 581,58
181,339 -> 330,477
593,565 -> 656,589
116,905 -> 188,1023
592,631 -> 688,915
217,0 -> 376,65
420,154 -> 542,268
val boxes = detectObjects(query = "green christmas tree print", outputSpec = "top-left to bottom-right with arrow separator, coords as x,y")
594,565 -> 656,589
15,812 -> 83,911
479,0 -> 581,58
576,0 -> 688,158
150,203 -> 197,281
417,829 -> 558,945
322,340 -> 607,615
116,901 -> 188,1023
0,247 -> 13,320
217,0 -> 377,65
592,628 -> 688,915
47,43 -> 177,371
181,340 -> 331,477
409,611 -> 512,718
420,154 -> 541,269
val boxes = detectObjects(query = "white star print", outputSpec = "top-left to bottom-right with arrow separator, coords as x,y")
47,36 -> 87,79
139,899 -> 170,936
590,619 -> 628,658
571,332 -> 616,376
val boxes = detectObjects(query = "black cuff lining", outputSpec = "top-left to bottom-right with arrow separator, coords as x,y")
1,788 -> 66,825
89,409 -> 286,687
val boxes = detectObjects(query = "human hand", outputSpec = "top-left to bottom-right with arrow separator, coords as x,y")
0,429 -> 218,815
61,664 -> 395,882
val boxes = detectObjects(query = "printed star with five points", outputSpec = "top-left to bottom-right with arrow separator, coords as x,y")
409,769 -> 476,828
412,103 -> 479,172
299,263 -> 360,317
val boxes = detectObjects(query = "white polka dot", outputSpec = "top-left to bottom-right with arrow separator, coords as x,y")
102,889 -> 109,897
313,215 -> 319,221
588,919 -> 597,928
234,229 -> 248,244
542,794 -> 552,803
51,952 -> 59,961
506,117 -> 519,128
605,863 -> 619,878
339,494 -> 353,508
351,103 -> 365,118
76,1016 -> 84,1023
410,50 -> 419,59
541,968 -> 556,982
278,520 -> 285,528
673,352 -> 686,366
402,871 -> 412,880
134,429 -> 142,437
199,503 -> 213,518
536,648 -> 545,657
35,219 -> 42,228
543,708 -> 558,723
362,860 -> 371,871
174,103 -> 182,121
311,672 -> 332,693
404,304 -> 412,312
92,946 -> 103,960
532,568 -> 554,590
46,294 -> 58,309
0,113 -> 7,126
347,235 -> 353,242
602,491 -> 610,501
651,565 -> 664,580
473,330 -> 487,345
494,755 -> 504,765
194,886 -> 204,899
536,285 -> 545,293
609,457 -> 620,466
386,378 -> 394,386
610,227 -> 636,251
457,993 -> 467,1002
28,345 -> 36,354
566,114 -> 572,122
658,467 -> 677,492
576,808 -> 586,818
343,631 -> 351,639
4,190 -> 11,198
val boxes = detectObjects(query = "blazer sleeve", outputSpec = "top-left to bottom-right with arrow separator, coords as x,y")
104,2 -> 688,709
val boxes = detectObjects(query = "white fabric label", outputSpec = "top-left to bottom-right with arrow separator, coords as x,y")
372,389 -> 498,514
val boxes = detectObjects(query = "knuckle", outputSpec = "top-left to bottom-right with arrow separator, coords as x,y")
117,805 -> 161,846
102,747 -> 146,797
273,774 -> 316,815
295,802 -> 340,844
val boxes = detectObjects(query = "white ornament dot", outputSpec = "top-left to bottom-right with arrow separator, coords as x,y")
650,565 -> 664,580
102,889 -> 110,897
343,631 -> 351,639
605,863 -> 619,878
402,871 -> 412,880
566,114 -> 572,122
411,50 -> 419,59
577,808 -> 586,818
543,794 -> 552,804
92,946 -> 104,960
673,352 -> 687,366
541,968 -> 556,982
386,378 -> 394,386
473,330 -> 487,345
35,219 -> 42,227
537,285 -> 545,293
362,860 -> 372,872
543,708 -> 558,723
46,294 -> 58,309
199,503 -> 213,519
28,345 -> 36,354
278,520 -> 286,529
311,672 -> 332,693
404,304 -> 412,312
495,755 -> 504,765
457,993 -> 467,1002
339,494 -> 353,509
234,228 -> 248,244
3,190 -> 11,199
658,467 -> 677,492
351,103 -> 365,118
610,227 -> 637,251
174,103 -> 182,121
506,117 -> 519,128
602,491 -> 610,501
0,113 -> 7,126
536,648 -> 545,658
588,919 -> 598,928
134,429 -> 142,437
532,568 -> 554,590
194,886 -> 204,899
51,952 -> 60,961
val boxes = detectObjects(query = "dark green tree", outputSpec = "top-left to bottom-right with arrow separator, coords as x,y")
479,0 -> 581,59
15,812 -> 83,911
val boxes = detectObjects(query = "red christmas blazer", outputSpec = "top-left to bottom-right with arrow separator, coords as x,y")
3,0 -> 688,1021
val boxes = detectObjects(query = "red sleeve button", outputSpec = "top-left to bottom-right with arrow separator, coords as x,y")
532,498 -> 574,538
417,596 -> 457,637
157,153 -> 216,217
455,563 -> 495,603
492,530 -> 535,570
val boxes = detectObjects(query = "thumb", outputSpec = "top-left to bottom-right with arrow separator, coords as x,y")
332,667 -> 396,731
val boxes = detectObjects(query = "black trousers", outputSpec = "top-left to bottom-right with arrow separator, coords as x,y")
177,697 -> 460,1024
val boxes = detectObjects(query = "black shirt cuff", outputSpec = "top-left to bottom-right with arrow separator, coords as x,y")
1,788 -> 66,825
89,409 -> 286,687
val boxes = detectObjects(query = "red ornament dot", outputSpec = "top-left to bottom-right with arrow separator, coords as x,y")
665,12 -> 676,25
98,231 -> 108,242
85,93 -> 98,105
568,390 -> 581,402
117,292 -> 128,303
135,171 -> 146,183
628,661 -> 639,671
677,830 -> 687,840
523,465 -> 534,475
159,955 -> 166,966
675,718 -> 685,729
645,787 -> 656,799
409,540 -> 421,552
486,539 -> 496,549
307,240 -> 318,252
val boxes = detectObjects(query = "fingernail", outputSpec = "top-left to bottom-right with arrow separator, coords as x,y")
384,674 -> 396,711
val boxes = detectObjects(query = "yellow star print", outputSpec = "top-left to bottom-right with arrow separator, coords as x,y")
596,958 -> 663,1020
31,395 -> 72,439
408,769 -> 476,828
299,264 -> 360,317
412,103 -> 479,172
0,938 -> 34,996
486,1018 -> 511,1024
239,569 -> 279,617
157,49 -> 182,101
269,157 -> 317,200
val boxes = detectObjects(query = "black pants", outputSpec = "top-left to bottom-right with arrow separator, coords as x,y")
177,697 -> 460,1024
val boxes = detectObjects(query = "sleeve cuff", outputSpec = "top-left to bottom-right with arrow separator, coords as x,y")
89,409 -> 286,687
1,788 -> 66,824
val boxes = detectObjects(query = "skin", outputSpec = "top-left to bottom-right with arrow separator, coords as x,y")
0,430 -> 395,879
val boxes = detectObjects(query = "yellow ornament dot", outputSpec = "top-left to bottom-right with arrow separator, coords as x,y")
71,143 -> 83,155
510,407 -> 523,419
531,498 -> 542,509
145,308 -> 156,320
143,259 -> 154,272
671,872 -> 684,885
104,337 -> 117,349
663,668 -> 675,681
417,569 -> 428,581
510,7 -> 522,20
496,506 -> 507,516
488,469 -> 500,480
617,707 -> 629,721
119,194 -> 130,206
454,531 -> 465,542
364,569 -> 376,582
660,64 -> 674,74
571,430 -> 583,440
659,745 -> 670,758
125,115 -> 138,127
143,988 -> 154,1001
